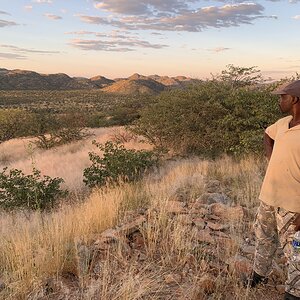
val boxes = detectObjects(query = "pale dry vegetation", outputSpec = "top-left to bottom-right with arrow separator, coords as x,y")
0,153 -> 282,300
0,127 -> 152,192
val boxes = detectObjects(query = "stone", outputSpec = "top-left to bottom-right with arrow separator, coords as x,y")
196,229 -> 213,244
193,217 -> 206,229
207,214 -> 221,221
209,203 -> 244,221
190,206 -> 208,218
198,193 -> 230,205
206,221 -> 229,231
215,236 -> 237,250
165,200 -> 186,214
118,215 -> 146,235
227,255 -> 252,276
240,245 -> 255,256
212,231 -> 230,238
164,273 -> 182,284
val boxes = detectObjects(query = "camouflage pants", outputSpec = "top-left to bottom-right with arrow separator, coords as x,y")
253,201 -> 300,296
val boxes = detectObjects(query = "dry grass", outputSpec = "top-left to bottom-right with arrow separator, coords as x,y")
0,127 -> 152,192
0,153 -> 274,300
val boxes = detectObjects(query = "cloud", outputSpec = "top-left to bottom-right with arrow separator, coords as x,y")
65,30 -> 96,35
44,13 -> 62,20
0,19 -> 18,27
0,52 -> 26,60
79,3 -> 276,32
32,0 -> 53,3
65,30 -> 138,40
24,5 -> 33,11
208,47 -> 231,52
292,15 -> 300,19
0,11 -> 10,15
69,37 -> 168,52
0,44 -> 60,54
94,0 -> 197,15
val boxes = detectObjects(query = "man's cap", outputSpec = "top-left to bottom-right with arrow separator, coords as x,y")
272,80 -> 300,97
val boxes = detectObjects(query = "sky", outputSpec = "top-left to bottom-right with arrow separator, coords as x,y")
0,0 -> 299,79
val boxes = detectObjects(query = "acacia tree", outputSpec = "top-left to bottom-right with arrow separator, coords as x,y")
33,111 -> 91,149
213,64 -> 263,88
130,79 -> 280,157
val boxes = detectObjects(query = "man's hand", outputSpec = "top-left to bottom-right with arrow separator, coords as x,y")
293,214 -> 300,231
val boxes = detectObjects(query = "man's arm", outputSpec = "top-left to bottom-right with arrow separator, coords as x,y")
264,132 -> 274,160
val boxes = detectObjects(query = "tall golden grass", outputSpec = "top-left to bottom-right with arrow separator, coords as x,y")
0,127 -> 152,192
0,152 -> 269,299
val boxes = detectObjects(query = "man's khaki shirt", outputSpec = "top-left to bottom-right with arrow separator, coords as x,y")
259,115 -> 300,213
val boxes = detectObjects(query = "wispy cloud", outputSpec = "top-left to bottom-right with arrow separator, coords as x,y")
0,11 -> 10,15
65,30 -> 138,39
0,19 -> 18,27
44,13 -> 62,20
0,52 -> 26,60
0,44 -> 60,55
24,5 -> 33,11
69,37 -> 168,52
65,30 -> 96,35
32,0 -> 53,3
292,15 -> 300,19
208,47 -> 231,53
79,3 -> 277,32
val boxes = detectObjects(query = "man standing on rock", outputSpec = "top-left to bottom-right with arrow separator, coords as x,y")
250,80 -> 300,300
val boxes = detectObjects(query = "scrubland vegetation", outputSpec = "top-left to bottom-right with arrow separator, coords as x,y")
0,66 -> 296,299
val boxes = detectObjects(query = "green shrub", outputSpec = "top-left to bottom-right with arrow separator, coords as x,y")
33,112 -> 91,149
0,109 -> 37,144
0,167 -> 68,211
130,81 -> 281,157
83,141 -> 158,188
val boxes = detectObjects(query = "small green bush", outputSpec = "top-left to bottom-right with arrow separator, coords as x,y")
0,167 -> 68,211
83,141 -> 158,188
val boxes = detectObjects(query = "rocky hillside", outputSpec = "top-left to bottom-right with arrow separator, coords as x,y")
102,74 -> 166,95
0,69 -> 99,90
0,68 -> 200,93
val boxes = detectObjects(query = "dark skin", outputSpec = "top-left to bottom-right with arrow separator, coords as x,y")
265,94 -> 300,230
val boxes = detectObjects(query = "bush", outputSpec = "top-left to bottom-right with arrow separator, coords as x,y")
33,112 -> 91,149
83,141 -> 158,188
130,81 -> 281,157
0,167 -> 68,211
0,109 -> 37,144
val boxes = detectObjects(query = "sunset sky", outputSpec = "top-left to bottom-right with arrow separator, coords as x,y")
0,0 -> 299,79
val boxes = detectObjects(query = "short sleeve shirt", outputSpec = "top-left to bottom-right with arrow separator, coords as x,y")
259,115 -> 300,212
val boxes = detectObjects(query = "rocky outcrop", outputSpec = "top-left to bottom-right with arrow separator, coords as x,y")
30,178 -> 286,299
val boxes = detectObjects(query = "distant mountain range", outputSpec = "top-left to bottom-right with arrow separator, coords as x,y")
0,68 -> 200,94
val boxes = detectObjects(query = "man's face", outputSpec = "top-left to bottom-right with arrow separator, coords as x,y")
279,94 -> 294,114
